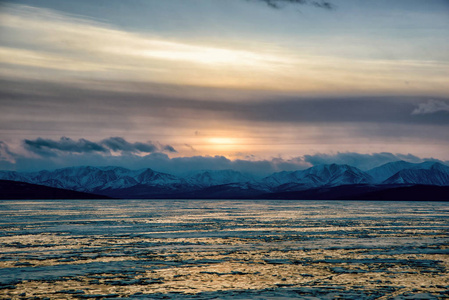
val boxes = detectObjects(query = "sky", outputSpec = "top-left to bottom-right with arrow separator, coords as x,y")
0,0 -> 448,173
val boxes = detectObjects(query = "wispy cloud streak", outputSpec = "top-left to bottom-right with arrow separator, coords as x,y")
0,4 -> 290,83
23,137 -> 176,157
0,3 -> 446,95
412,99 -> 449,115
249,0 -> 334,10
0,141 -> 16,164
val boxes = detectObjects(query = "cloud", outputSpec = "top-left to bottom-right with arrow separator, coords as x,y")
0,141 -> 16,164
1,3 -> 446,99
249,0 -> 334,10
88,153 -> 310,177
311,1 -> 334,10
5,78 -> 448,127
0,3 -> 291,87
1,138 -> 308,174
412,99 -> 449,115
24,137 -> 107,156
2,78 -> 448,156
163,145 -> 178,153
184,144 -> 198,152
2,139 -> 447,175
23,137 -> 176,157
303,152 -> 433,170
101,137 -> 158,153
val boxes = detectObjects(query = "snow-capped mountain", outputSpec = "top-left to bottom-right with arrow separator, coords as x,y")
367,161 -> 416,183
183,169 -> 254,188
262,170 -> 309,188
368,161 -> 449,183
1,161 -> 448,199
0,170 -> 30,183
0,166 -> 186,194
301,164 -> 373,186
262,164 -> 372,190
383,168 -> 449,186
135,168 -> 183,186
424,162 -> 449,174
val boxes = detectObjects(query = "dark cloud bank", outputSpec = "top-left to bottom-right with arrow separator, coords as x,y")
2,79 -> 448,129
1,137 -> 447,176
249,0 -> 334,10
23,137 -> 176,157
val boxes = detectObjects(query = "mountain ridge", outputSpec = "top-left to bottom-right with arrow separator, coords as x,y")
1,161 -> 448,199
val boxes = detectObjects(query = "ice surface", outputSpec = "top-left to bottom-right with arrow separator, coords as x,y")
0,200 -> 448,299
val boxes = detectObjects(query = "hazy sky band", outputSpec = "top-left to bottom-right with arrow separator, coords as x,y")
0,0 -> 448,170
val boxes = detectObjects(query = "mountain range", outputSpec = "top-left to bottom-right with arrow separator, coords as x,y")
1,161 -> 448,200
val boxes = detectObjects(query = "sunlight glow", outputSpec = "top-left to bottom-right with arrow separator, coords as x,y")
208,137 -> 236,145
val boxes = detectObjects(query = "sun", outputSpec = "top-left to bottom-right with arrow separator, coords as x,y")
201,136 -> 254,157
208,137 -> 236,145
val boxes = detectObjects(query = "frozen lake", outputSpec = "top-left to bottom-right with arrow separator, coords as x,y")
0,200 -> 448,299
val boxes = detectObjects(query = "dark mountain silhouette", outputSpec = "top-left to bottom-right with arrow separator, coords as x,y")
0,180 -> 112,200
